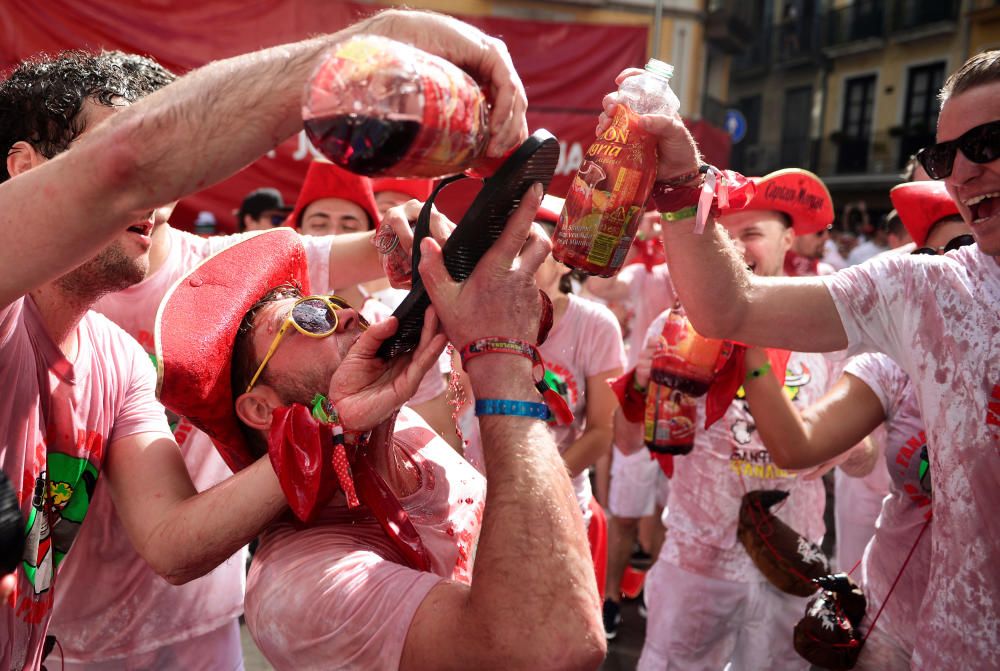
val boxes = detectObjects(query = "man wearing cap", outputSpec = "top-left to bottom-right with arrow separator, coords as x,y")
237,187 -> 294,232
631,170 -> 837,670
287,160 -> 381,237
157,190 -> 606,670
766,168 -> 836,278
0,9 -> 531,668
624,48 -> 1000,668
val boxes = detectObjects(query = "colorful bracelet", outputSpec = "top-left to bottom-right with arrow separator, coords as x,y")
658,166 -> 705,188
460,337 -> 575,425
475,399 -> 551,420
662,205 -> 698,222
745,361 -> 772,381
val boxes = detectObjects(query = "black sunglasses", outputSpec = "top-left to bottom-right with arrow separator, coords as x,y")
916,120 -> 1000,180
911,234 -> 976,256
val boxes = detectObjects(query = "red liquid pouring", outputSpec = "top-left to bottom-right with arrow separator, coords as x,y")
305,114 -> 422,176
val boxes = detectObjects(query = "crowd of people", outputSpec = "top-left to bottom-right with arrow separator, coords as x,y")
0,7 -> 996,671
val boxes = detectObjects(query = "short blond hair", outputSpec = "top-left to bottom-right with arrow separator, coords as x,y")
940,50 -> 1000,105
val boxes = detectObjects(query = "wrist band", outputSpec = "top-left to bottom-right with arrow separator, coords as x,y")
662,206 -> 698,222
475,399 -> 551,420
745,361 -> 772,381
659,166 -> 705,188
460,337 -> 574,425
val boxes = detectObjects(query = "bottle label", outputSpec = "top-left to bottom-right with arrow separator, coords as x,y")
553,105 -> 657,275
643,382 -> 697,454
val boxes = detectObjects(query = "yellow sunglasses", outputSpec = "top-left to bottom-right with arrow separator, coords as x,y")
245,295 -> 367,393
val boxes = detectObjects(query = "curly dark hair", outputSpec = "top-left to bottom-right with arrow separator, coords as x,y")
0,50 -> 176,182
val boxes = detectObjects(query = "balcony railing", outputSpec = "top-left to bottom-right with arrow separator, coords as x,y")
773,11 -> 822,65
889,0 -> 960,32
824,0 -> 960,47
818,130 -> 902,176
730,139 -> 820,176
732,24 -> 771,73
825,0 -> 885,48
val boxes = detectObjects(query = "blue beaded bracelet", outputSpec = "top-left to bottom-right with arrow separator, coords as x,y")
474,399 -> 551,420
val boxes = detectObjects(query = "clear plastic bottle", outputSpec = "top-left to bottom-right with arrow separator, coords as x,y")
649,308 -> 733,397
302,36 -> 492,179
552,59 -> 680,276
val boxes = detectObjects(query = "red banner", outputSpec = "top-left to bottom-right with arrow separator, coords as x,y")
1,1 -> 653,232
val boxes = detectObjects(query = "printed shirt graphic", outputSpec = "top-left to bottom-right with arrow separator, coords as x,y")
823,244 -> 1000,668
0,297 -> 172,671
846,353 -> 931,655
245,409 -> 485,671
44,227 -> 336,664
654,301 -> 832,582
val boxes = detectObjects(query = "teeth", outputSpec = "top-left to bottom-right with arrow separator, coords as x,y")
963,192 -> 1000,207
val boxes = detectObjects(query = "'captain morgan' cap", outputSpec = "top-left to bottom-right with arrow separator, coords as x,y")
155,228 -> 310,472
889,180 -> 960,247
735,168 -> 834,235
285,159 -> 380,230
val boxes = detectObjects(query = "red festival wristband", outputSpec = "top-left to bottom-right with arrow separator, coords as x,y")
459,338 -> 574,425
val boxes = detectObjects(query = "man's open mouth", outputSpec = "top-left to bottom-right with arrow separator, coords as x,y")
127,222 -> 154,236
964,192 -> 1000,223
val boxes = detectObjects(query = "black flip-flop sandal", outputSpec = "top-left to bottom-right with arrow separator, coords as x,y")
0,469 -> 23,575
377,129 -> 560,359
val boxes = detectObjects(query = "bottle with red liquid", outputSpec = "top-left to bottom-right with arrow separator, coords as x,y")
553,59 -> 679,277
643,382 -> 697,455
650,308 -> 733,397
302,36 -> 494,179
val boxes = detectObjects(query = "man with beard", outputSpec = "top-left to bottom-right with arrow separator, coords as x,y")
0,10 -> 530,668
156,195 -> 606,670
606,49 -> 1000,668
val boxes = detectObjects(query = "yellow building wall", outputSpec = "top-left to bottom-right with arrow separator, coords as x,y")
970,7 -> 1000,54
820,33 -> 966,173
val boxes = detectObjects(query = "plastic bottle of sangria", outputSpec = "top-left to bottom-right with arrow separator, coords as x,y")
552,59 -> 679,277
643,382 -> 697,455
302,35 -> 496,179
649,308 -> 732,397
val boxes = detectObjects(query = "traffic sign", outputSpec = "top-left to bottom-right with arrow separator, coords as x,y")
724,109 -> 747,144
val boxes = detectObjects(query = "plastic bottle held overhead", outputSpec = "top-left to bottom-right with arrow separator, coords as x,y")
552,59 -> 679,277
302,35 -> 493,179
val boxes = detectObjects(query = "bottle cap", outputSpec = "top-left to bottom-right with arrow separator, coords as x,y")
644,59 -> 674,81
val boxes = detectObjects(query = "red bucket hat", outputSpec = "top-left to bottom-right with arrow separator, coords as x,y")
738,168 -> 834,235
155,228 -> 311,472
369,177 -> 434,202
286,160 -> 380,230
889,180 -> 960,247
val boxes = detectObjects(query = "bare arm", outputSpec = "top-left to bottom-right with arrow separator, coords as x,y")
741,348 -> 886,470
105,433 -> 285,585
562,368 -> 621,477
592,82 -> 849,351
400,185 -> 605,670
0,10 -> 527,308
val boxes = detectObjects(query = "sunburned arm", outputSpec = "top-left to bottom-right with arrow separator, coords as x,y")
584,274 -> 631,303
399,360 -> 605,671
741,349 -> 886,470
661,217 -> 848,352
0,9 -> 527,309
562,368 -> 622,478
105,432 -> 285,585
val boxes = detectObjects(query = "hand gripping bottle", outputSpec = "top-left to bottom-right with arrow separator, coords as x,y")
553,59 -> 679,277
650,308 -> 733,397
302,35 -> 493,179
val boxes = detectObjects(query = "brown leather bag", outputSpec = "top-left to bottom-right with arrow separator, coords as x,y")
737,489 -> 831,597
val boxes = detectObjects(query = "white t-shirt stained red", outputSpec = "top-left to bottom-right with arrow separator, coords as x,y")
822,244 -> 1000,668
846,353 -> 930,657
47,227 -> 334,664
244,409 -> 485,671
0,297 -> 172,671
